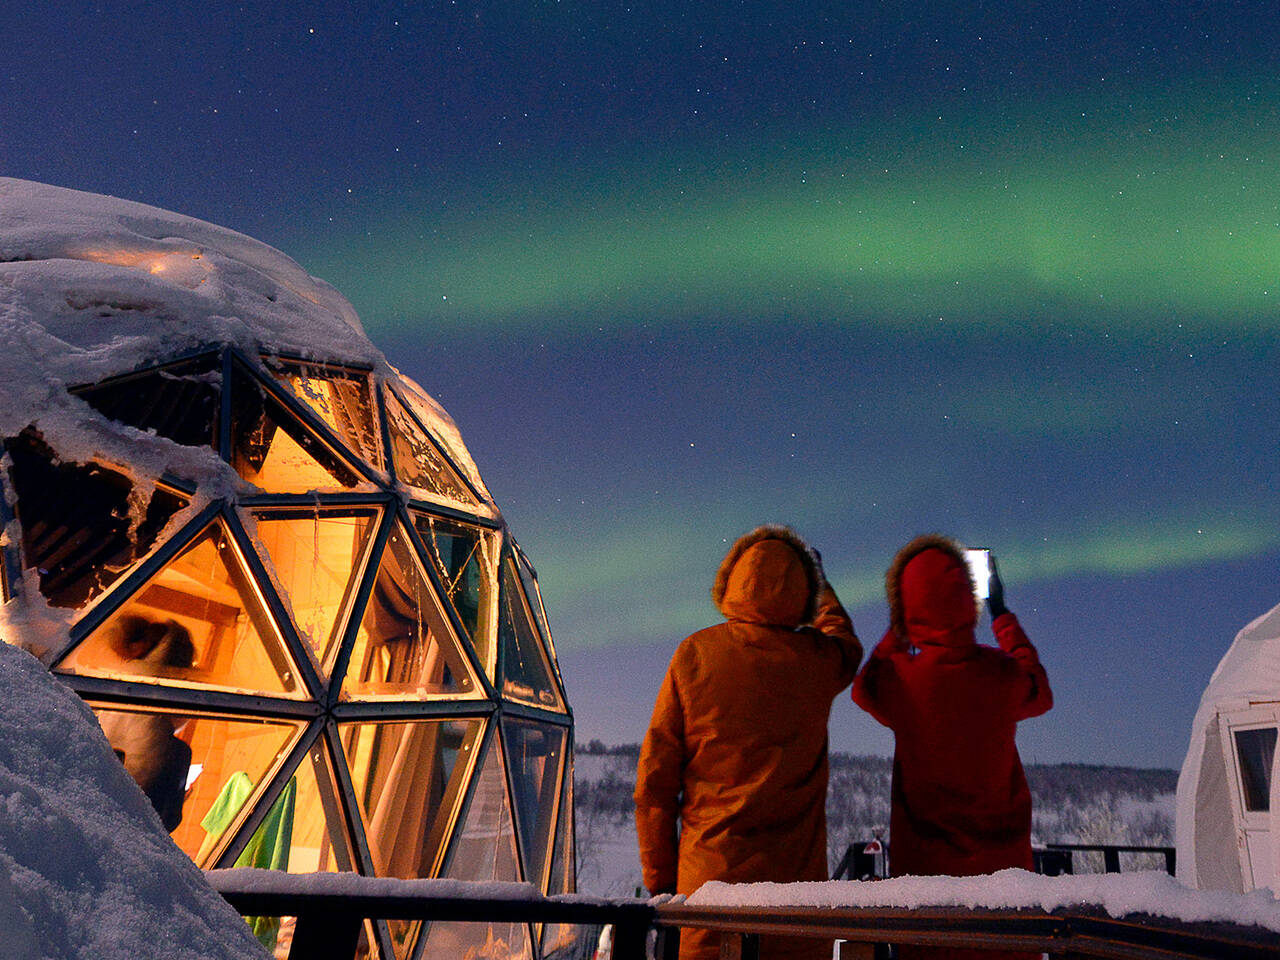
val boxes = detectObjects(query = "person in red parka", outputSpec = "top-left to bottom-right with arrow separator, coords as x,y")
635,525 -> 862,960
852,534 -> 1052,960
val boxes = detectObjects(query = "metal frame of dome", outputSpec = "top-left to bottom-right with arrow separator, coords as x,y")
0,344 -> 576,960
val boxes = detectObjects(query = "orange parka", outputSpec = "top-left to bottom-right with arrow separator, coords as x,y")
634,526 -> 861,960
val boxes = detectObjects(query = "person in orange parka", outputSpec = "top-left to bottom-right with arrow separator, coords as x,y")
634,525 -> 862,960
852,534 -> 1052,960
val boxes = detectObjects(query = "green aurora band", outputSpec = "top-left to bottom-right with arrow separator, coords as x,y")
304,83 -> 1280,335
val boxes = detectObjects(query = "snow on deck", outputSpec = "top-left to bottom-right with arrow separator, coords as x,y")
687,870 -> 1280,933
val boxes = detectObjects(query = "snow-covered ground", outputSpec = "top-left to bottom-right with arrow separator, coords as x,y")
0,641 -> 268,960
574,747 -> 1178,897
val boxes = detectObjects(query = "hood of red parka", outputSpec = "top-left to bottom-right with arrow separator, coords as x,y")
899,545 -> 978,647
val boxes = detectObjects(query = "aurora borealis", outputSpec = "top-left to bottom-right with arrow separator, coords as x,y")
6,0 -> 1280,766
311,80 -> 1280,333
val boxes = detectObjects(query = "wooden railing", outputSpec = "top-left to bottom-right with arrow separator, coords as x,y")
210,872 -> 1280,960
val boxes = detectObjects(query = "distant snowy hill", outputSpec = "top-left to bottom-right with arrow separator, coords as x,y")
574,744 -> 1176,896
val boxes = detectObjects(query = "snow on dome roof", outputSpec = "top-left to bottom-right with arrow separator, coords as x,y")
0,176 -> 368,359
0,177 -> 490,501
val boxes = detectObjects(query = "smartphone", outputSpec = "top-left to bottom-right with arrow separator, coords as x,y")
964,548 -> 992,600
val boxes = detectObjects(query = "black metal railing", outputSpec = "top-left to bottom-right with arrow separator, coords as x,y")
834,841 -> 1177,880
212,871 -> 1280,960
209,873 -> 648,960
1043,843 -> 1177,876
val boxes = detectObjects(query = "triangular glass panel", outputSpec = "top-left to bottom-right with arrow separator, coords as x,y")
383,389 -> 480,509
58,519 -> 306,698
541,752 -> 580,959
337,717 -> 483,879
229,361 -> 367,493
421,733 -> 531,960
339,521 -> 482,701
252,507 -> 379,676
5,427 -> 188,610
73,352 -> 221,450
502,718 -> 568,895
498,558 -> 565,711
410,510 -> 497,680
514,551 -> 554,654
208,732 -> 360,954
264,357 -> 385,473
227,733 -> 357,873
514,548 -> 567,701
86,703 -> 304,865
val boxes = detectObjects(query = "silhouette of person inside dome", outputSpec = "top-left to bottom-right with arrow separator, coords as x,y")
96,615 -> 196,831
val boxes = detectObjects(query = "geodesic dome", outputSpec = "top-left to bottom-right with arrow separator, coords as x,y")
0,179 -> 576,960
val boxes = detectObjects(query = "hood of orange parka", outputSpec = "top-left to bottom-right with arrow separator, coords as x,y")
886,534 -> 979,647
712,524 -> 821,628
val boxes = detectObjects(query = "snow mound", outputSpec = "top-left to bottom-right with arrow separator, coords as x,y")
687,870 -> 1280,932
0,641 -> 267,959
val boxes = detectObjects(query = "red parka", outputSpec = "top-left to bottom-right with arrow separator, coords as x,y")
635,525 -> 862,960
852,536 -> 1052,881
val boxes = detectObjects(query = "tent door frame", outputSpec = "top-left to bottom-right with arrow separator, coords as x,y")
1215,703 -> 1279,892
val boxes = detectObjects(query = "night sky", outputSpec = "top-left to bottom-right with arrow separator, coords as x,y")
6,1 -> 1280,767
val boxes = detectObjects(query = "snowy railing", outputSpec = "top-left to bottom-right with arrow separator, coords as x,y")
209,871 -> 650,960
652,902 -> 1280,960
211,870 -> 1280,960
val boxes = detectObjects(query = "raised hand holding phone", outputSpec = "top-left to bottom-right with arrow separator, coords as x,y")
986,554 -> 1008,619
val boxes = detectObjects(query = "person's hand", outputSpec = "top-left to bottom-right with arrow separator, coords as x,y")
986,555 -> 1009,619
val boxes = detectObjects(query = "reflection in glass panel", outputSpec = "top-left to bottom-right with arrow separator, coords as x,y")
411,512 -> 496,677
503,720 -> 565,894
542,753 -> 580,959
1235,727 -> 1278,812
339,718 -> 481,879
88,705 -> 302,865
225,740 -> 360,955
253,509 -> 378,674
341,525 -> 478,700
515,549 -> 566,699
229,363 -> 365,492
236,741 -> 355,873
74,353 -> 221,449
514,551 -> 554,654
265,359 -> 384,472
422,735 -> 530,960
58,521 -> 303,697
383,390 -> 479,508
5,428 -> 188,609
498,560 -> 564,710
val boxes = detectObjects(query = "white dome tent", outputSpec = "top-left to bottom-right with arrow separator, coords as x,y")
1176,601 -> 1280,895
0,178 -> 576,960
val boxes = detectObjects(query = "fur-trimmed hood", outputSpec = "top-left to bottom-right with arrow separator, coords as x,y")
886,533 -> 978,644
713,524 -> 823,627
